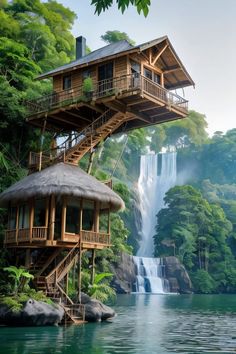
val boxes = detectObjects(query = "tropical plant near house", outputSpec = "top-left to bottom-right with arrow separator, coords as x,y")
3,266 -> 34,295
88,272 -> 116,303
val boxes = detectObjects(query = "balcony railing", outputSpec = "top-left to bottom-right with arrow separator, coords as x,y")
25,74 -> 188,117
81,230 -> 110,245
5,227 -> 48,244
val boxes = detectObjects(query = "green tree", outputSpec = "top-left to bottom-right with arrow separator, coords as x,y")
101,30 -> 135,45
154,185 -> 233,293
91,0 -> 151,16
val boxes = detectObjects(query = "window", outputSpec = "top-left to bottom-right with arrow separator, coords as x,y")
98,62 -> 113,93
130,60 -> 141,74
82,200 -> 94,231
154,73 -> 161,85
34,199 -> 46,227
144,68 -> 152,80
63,75 -> 72,90
66,205 -> 80,234
82,69 -> 91,79
8,206 -> 17,230
18,204 -> 29,229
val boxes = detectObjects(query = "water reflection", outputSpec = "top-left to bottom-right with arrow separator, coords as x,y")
1,295 -> 236,353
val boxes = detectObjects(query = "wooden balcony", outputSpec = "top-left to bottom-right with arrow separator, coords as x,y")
5,227 -> 48,245
5,228 -> 110,249
81,230 -> 110,248
25,74 -> 188,132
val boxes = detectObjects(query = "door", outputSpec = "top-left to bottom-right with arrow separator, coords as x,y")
98,62 -> 113,95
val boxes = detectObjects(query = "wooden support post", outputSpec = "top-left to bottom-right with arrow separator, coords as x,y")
87,149 -> 95,175
29,199 -> 34,243
108,208 -> 111,234
91,249 -> 96,285
161,73 -> 164,87
94,202 -> 99,233
25,249 -> 31,268
16,206 -> 19,245
61,196 -> 66,241
78,243 -> 82,304
49,195 -> 55,242
66,272 -> 69,295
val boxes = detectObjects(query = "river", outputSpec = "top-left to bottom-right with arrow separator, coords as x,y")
1,294 -> 236,353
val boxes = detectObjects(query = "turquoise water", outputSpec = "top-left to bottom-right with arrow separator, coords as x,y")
1,294 -> 236,353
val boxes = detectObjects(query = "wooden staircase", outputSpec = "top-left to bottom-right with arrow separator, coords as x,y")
29,109 -> 134,171
57,109 -> 131,165
33,242 -> 85,324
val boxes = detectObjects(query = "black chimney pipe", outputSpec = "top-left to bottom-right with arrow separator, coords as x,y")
76,36 -> 86,60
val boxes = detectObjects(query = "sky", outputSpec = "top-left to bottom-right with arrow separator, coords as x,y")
60,0 -> 236,135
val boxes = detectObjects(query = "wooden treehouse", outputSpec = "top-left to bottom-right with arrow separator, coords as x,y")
0,163 -> 124,324
0,35 -> 193,324
26,35 -> 194,171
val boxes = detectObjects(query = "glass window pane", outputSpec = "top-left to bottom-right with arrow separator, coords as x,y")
55,201 -> 62,240
34,199 -> 46,227
63,75 -> 72,90
66,205 -> 80,234
8,206 -> 17,229
144,68 -> 152,80
154,73 -> 161,84
18,204 -> 29,229
82,200 -> 94,231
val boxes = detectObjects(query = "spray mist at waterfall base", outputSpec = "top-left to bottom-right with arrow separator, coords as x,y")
133,152 -> 177,294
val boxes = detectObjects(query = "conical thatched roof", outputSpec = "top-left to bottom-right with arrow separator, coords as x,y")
0,163 -> 125,212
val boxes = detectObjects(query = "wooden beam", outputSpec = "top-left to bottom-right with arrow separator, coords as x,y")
49,195 -> 55,242
139,105 -> 158,112
105,100 -> 127,113
51,114 -> 80,128
91,249 -> 96,285
128,109 -> 151,123
29,199 -> 34,243
163,66 -> 182,74
152,44 -> 168,66
61,196 -> 67,241
126,98 -> 146,107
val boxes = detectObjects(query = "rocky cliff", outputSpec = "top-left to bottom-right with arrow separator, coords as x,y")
111,253 -> 193,294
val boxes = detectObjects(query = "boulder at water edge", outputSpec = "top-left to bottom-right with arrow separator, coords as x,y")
0,299 -> 64,326
80,293 -> 116,322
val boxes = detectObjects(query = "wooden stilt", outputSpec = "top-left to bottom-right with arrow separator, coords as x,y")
91,249 -> 96,285
87,149 -> 95,175
78,243 -> 82,304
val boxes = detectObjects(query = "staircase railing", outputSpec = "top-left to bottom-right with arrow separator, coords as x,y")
46,241 -> 80,285
28,109 -> 115,170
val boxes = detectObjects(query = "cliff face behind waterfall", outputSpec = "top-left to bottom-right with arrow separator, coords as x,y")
89,119 -> 236,294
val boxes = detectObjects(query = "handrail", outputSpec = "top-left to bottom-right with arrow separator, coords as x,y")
46,241 -> 80,284
25,73 -> 188,116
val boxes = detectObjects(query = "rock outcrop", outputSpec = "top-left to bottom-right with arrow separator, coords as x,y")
80,293 -> 116,322
110,252 -> 136,293
0,299 -> 64,326
163,256 -> 193,294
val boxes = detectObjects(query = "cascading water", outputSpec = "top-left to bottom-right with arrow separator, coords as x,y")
133,152 -> 177,294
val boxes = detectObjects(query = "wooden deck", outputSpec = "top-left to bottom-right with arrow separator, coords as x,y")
26,73 -> 188,133
4,228 -> 110,249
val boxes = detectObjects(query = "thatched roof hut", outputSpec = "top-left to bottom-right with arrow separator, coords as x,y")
0,163 -> 124,212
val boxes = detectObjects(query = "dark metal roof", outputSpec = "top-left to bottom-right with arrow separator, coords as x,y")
38,40 -> 133,79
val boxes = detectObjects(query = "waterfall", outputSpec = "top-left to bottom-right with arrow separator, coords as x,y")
133,152 -> 177,294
